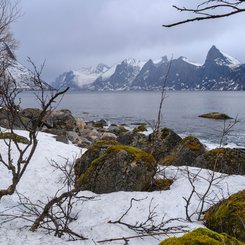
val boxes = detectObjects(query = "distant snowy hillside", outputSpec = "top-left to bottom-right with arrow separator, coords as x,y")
0,43 -> 52,91
53,63 -> 110,90
85,58 -> 146,91
7,59 -> 52,90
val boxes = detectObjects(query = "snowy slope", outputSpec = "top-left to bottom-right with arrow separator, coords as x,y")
53,64 -> 110,89
219,50 -> 241,68
7,60 -> 52,90
0,129 -> 244,244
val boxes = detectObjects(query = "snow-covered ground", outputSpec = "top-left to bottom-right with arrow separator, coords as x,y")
0,129 -> 244,245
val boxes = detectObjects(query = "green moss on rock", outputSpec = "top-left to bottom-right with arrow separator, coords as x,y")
106,145 -> 155,164
204,190 -> 245,242
159,228 -> 245,245
195,148 -> 245,175
133,124 -> 147,133
153,178 -> 173,190
76,144 -> 156,193
0,132 -> 29,144
182,136 -> 203,151
160,155 -> 177,166
199,112 -> 232,120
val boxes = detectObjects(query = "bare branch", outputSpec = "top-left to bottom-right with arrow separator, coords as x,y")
163,0 -> 245,27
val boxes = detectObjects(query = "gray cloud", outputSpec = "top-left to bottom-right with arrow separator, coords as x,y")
11,0 -> 245,83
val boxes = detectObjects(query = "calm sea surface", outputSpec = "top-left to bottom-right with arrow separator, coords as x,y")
19,91 -> 245,147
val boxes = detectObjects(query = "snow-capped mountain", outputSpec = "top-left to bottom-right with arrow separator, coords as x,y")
1,43 -> 52,91
85,58 -> 146,91
54,46 -> 245,91
53,64 -> 110,90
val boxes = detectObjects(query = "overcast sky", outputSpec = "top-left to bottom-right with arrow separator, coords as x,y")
11,0 -> 245,83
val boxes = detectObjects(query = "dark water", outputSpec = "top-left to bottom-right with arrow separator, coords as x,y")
18,91 -> 245,147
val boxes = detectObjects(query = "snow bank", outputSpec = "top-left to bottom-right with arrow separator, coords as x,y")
0,130 -> 244,245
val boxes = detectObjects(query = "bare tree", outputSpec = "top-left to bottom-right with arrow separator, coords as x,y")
0,0 -> 20,53
0,60 -> 69,199
163,0 -> 245,27
182,117 -> 239,222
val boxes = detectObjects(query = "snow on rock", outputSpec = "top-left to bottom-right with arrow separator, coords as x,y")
220,50 -> 241,68
0,130 -> 244,244
181,57 -> 202,67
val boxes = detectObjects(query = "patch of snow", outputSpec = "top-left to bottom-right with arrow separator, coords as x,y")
0,129 -> 244,244
181,57 -> 202,67
220,50 -> 241,68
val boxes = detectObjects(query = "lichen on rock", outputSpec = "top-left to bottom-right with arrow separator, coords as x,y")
0,132 -> 30,144
159,228 -> 245,245
204,190 -> 245,242
75,141 -> 156,193
199,112 -> 232,120
195,148 -> 245,175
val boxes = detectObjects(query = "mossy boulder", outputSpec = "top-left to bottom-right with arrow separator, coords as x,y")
152,178 -> 173,191
0,132 -> 29,144
204,190 -> 245,242
21,108 -> 42,120
161,136 -> 206,166
75,141 -> 156,193
133,124 -> 147,133
159,228 -> 244,245
0,107 -> 30,129
148,128 -> 182,161
195,148 -> 245,175
108,124 -> 128,135
74,140 -> 118,177
117,131 -> 148,150
199,112 -> 232,120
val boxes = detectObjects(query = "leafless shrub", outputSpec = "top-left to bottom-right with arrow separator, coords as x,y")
108,197 -> 187,236
163,0 -> 245,27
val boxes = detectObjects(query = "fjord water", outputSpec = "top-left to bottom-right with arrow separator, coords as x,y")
20,91 -> 245,147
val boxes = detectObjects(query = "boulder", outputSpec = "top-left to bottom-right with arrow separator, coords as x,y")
79,128 -> 100,142
86,119 -> 108,129
75,140 -> 156,193
159,228 -> 244,245
204,190 -> 245,242
161,136 -> 206,166
108,124 -> 128,135
199,112 -> 232,120
75,118 -> 86,133
0,108 -> 30,129
117,131 -> 148,150
132,124 -> 147,133
47,109 -> 76,131
195,148 -> 245,175
147,128 -> 182,161
100,132 -> 117,141
66,131 -> 82,144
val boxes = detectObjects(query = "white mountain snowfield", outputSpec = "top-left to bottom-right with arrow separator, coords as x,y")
0,129 -> 244,245
73,65 -> 110,86
219,51 -> 241,68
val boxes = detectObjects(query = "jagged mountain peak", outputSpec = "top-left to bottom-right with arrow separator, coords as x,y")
78,63 -> 110,75
54,47 -> 244,91
205,45 -> 240,68
153,56 -> 168,65
94,63 -> 110,73
121,58 -> 146,68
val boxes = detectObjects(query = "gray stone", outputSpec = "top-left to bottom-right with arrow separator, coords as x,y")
75,141 -> 156,193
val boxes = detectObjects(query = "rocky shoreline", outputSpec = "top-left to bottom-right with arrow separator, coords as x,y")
1,107 -> 244,178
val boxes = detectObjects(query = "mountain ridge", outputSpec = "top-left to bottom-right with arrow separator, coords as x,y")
53,46 -> 245,91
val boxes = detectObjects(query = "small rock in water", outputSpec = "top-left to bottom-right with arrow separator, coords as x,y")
199,112 -> 232,120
